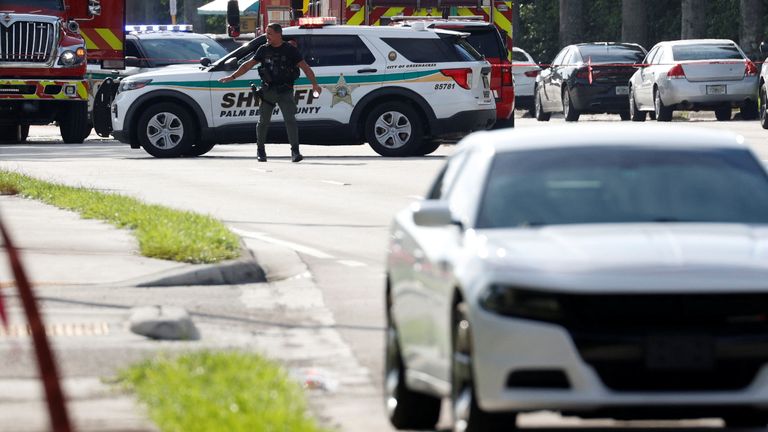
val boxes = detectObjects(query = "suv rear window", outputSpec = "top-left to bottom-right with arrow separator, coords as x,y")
382,35 -> 482,63
577,45 -> 645,63
672,44 -> 744,61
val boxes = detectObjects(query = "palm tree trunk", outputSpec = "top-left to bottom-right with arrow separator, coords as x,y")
559,0 -> 583,47
621,0 -> 647,48
681,0 -> 706,39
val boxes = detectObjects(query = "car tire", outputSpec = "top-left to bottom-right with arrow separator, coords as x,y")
185,141 -> 216,157
415,139 -> 442,156
715,105 -> 732,121
534,90 -> 550,122
740,100 -> 758,121
761,84 -> 768,129
654,89 -> 672,122
60,103 -> 91,143
137,102 -> 196,158
0,124 -> 29,143
384,298 -> 441,430
562,89 -> 580,122
452,301 -> 517,432
365,102 -> 423,157
629,89 -> 646,122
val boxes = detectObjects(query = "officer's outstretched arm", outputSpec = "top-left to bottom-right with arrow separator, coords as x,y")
219,59 -> 258,83
298,60 -> 322,95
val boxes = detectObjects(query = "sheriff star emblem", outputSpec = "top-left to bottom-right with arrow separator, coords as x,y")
323,73 -> 360,107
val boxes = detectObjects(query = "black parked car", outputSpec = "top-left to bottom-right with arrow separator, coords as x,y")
534,42 -> 646,121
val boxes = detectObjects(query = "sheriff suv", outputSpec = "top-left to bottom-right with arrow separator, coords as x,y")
111,17 -> 496,157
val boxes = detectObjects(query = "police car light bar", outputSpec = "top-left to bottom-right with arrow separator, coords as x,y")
125,24 -> 194,33
390,15 -> 485,21
298,17 -> 337,28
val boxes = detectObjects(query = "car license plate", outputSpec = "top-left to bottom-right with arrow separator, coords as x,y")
646,334 -> 713,370
483,90 -> 491,99
615,86 -> 629,95
707,84 -> 726,95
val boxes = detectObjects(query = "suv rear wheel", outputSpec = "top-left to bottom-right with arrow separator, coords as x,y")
365,102 -> 423,157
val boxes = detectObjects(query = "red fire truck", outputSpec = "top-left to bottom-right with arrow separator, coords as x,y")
0,0 -> 124,143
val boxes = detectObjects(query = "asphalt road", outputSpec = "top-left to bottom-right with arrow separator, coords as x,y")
3,114 -> 766,431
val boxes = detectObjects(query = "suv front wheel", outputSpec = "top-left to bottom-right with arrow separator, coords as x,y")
365,102 -> 423,157
137,102 -> 196,158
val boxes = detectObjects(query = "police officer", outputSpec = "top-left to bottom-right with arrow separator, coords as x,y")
219,23 -> 321,162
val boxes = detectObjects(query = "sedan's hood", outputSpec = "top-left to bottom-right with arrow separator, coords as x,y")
472,223 -> 768,292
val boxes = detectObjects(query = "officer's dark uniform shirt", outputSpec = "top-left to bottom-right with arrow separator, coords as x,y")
254,42 -> 302,87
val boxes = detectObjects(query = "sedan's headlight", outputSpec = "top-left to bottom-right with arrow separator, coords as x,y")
118,79 -> 152,92
479,285 -> 563,322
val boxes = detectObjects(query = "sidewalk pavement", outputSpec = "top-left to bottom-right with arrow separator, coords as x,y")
0,194 -> 390,432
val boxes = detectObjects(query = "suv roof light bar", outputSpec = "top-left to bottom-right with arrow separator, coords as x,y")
390,15 -> 485,21
125,24 -> 194,33
298,17 -> 338,27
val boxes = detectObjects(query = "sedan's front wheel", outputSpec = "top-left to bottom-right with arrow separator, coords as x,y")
534,88 -> 550,122
562,89 -> 580,122
629,88 -> 646,122
385,300 -> 441,429
654,89 -> 672,122
452,301 -> 517,432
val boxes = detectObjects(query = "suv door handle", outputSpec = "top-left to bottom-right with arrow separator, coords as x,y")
357,68 -> 377,73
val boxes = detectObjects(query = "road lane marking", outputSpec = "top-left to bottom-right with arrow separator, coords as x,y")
230,227 -> 335,259
249,168 -> 272,173
337,260 -> 366,267
321,180 -> 349,186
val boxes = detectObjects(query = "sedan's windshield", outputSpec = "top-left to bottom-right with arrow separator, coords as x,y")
477,146 -> 768,228
10,0 -> 63,9
142,37 -> 229,67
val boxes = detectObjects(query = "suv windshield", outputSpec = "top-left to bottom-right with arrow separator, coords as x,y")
477,146 -> 768,228
672,43 -> 744,61
578,44 -> 645,63
6,0 -> 64,10
142,37 -> 229,67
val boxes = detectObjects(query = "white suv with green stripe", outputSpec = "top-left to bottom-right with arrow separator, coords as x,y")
111,21 -> 496,157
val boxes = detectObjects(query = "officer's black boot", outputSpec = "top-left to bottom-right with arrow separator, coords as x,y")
257,145 -> 267,162
291,147 -> 303,163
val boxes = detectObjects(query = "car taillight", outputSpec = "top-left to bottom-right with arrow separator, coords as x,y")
575,67 -> 589,79
501,65 -> 513,86
745,60 -> 758,77
441,68 -> 472,89
524,70 -> 540,78
667,64 -> 686,79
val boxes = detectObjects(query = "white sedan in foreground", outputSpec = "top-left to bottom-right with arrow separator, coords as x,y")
385,124 -> 768,432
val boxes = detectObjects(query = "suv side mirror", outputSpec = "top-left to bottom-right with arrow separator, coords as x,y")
200,57 -> 212,67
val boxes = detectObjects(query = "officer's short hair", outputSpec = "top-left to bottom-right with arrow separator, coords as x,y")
267,23 -> 282,34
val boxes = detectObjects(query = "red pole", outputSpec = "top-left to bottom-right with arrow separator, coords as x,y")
0,217 -> 72,432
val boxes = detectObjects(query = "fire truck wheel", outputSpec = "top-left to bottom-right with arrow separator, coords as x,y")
137,102 -> 196,158
365,102 -> 423,157
0,124 -> 29,143
60,103 -> 91,143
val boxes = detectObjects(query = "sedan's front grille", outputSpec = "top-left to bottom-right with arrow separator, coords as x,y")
0,21 -> 55,63
554,293 -> 768,391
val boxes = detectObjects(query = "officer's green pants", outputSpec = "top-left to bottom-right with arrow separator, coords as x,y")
257,85 -> 299,155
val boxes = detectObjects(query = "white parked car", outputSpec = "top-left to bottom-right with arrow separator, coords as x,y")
628,39 -> 759,122
511,46 -> 539,114
385,123 -> 768,431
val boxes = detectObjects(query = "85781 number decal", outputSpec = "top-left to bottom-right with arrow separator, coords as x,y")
434,83 -> 456,90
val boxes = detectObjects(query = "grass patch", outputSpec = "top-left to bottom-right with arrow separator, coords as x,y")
118,351 -> 331,432
0,170 -> 240,263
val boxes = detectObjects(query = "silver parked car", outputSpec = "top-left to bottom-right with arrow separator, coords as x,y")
628,39 -> 759,122
386,124 -> 768,432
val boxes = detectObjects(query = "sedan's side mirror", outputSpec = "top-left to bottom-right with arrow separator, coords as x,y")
412,201 -> 454,227
200,57 -> 212,67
